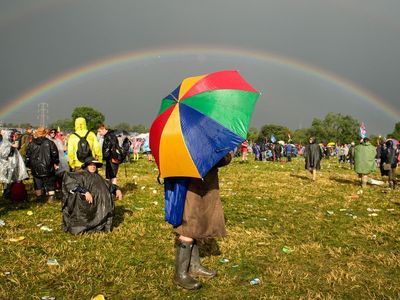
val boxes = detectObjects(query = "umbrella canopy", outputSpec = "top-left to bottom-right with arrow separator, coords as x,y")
327,142 -> 336,146
386,138 -> 399,145
150,70 -> 260,178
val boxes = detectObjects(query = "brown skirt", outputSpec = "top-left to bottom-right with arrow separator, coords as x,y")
174,168 -> 226,239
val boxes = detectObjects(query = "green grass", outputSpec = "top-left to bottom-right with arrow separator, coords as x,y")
1,157 -> 399,299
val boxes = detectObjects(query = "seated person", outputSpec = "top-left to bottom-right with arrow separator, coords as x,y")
62,156 -> 122,235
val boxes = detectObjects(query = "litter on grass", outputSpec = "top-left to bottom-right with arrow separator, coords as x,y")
47,258 -> 59,266
367,178 -> 385,186
0,219 -> 5,226
40,226 -> 53,232
9,236 -> 25,242
282,246 -> 294,253
367,208 -> 381,212
250,278 -> 260,285
219,258 -> 230,263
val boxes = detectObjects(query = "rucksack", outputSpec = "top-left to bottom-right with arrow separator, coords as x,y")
111,143 -> 126,164
74,131 -> 93,162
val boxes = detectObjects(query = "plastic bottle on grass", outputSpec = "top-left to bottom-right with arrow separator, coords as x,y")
250,278 -> 260,285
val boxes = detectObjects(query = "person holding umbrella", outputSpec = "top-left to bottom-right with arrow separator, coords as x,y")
150,70 -> 260,290
171,153 -> 232,289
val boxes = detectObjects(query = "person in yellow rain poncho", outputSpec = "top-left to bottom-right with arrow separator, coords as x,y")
67,117 -> 102,171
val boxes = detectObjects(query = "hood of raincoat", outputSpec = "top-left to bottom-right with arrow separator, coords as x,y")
33,136 -> 46,146
75,117 -> 88,132
1,130 -> 11,143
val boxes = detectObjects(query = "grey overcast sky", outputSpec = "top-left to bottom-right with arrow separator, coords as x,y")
1,0 -> 399,135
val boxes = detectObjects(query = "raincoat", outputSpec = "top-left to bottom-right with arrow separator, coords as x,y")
26,136 -> 59,177
67,118 -> 102,169
304,143 -> 323,170
62,170 -> 117,235
354,141 -> 376,175
0,130 -> 29,184
47,135 -> 69,175
174,153 -> 231,239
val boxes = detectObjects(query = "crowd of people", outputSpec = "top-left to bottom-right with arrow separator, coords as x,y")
241,136 -> 399,188
0,118 -> 152,234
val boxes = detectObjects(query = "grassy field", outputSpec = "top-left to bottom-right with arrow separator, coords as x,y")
1,157 -> 399,299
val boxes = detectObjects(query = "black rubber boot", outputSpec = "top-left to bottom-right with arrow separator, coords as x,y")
189,242 -> 217,278
173,241 -> 202,290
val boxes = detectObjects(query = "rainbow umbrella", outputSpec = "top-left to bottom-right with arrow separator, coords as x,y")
150,70 -> 260,179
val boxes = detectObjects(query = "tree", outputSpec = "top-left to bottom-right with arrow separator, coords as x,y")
71,106 -> 105,132
291,128 -> 311,145
113,122 -> 131,132
308,113 -> 359,144
19,123 -> 33,130
388,122 -> 400,140
131,124 -> 148,134
258,124 -> 290,143
247,127 -> 259,142
48,119 -> 73,132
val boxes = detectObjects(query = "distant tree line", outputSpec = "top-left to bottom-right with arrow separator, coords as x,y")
250,112 -> 400,146
3,107 -> 399,143
48,106 -> 148,133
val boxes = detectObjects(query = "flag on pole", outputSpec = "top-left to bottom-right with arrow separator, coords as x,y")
271,134 -> 277,143
359,122 -> 367,139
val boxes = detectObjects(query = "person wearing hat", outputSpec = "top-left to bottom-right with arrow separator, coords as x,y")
61,156 -> 122,235
26,127 -> 60,201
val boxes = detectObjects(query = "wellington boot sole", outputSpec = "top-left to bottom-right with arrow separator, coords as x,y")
173,278 -> 202,290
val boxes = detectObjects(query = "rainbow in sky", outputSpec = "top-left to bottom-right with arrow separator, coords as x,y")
1,45 -> 399,121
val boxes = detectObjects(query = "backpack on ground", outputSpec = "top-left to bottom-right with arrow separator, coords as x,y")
74,131 -> 93,162
10,182 -> 28,202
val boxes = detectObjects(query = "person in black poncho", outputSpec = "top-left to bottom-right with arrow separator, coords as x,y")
304,136 -> 323,181
62,156 -> 122,235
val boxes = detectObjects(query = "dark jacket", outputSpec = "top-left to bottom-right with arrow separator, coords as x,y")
26,137 -> 59,177
102,130 -> 119,161
380,141 -> 398,175
304,143 -> 323,170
